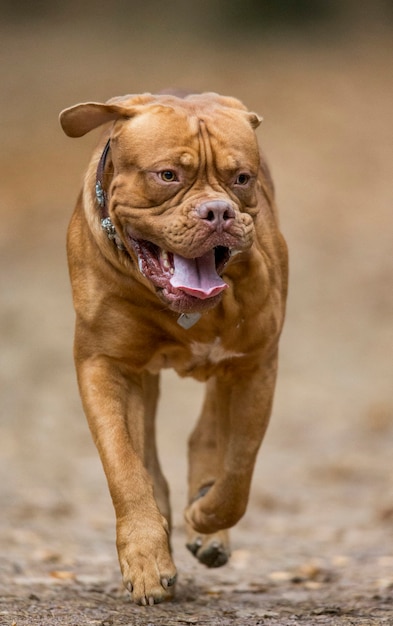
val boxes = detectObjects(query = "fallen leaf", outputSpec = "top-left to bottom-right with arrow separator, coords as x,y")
49,570 -> 76,581
268,570 -> 292,582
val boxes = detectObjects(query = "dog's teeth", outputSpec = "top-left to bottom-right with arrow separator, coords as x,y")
230,249 -> 241,257
170,267 -> 174,275
161,250 -> 171,271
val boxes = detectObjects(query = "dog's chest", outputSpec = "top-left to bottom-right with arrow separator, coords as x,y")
182,337 -> 245,379
189,338 -> 244,367
146,336 -> 244,379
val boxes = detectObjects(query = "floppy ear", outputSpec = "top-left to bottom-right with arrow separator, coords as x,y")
59,102 -> 135,138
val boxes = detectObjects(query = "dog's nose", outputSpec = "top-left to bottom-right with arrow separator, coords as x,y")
196,201 -> 235,232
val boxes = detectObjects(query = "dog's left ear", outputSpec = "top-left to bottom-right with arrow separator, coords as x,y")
247,112 -> 263,129
59,102 -> 137,138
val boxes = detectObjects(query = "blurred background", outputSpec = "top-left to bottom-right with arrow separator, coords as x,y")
0,0 -> 392,591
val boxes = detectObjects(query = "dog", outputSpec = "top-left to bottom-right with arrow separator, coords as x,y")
59,92 -> 288,606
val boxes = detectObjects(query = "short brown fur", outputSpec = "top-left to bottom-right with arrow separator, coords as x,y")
60,92 -> 288,606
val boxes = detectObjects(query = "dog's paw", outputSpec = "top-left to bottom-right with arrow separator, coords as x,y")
123,561 -> 177,606
186,529 -> 230,568
117,519 -> 177,605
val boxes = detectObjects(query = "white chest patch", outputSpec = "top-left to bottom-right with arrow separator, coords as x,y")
190,337 -> 244,366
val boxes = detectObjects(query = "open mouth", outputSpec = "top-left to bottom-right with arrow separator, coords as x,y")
129,238 -> 232,312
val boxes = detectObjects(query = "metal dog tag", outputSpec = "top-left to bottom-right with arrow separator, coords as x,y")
177,313 -> 201,329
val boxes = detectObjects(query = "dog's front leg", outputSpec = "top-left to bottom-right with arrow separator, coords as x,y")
76,356 -> 177,605
185,353 -> 278,535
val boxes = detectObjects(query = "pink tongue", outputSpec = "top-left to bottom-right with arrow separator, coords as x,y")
170,250 -> 228,300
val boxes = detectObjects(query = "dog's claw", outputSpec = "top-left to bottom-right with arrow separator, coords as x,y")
186,536 -> 203,555
161,574 -> 176,590
139,594 -> 158,606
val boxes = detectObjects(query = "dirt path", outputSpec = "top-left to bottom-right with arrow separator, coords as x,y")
1,17 -> 392,626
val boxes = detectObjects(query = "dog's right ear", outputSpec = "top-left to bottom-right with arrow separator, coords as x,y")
59,102 -> 135,138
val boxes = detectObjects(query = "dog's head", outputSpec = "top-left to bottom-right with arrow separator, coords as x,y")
60,92 -> 265,314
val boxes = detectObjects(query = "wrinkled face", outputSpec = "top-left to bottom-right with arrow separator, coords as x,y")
107,100 -> 261,313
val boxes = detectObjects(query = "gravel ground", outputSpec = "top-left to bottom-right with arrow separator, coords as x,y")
0,14 -> 392,625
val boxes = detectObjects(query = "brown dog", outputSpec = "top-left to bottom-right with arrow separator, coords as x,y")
59,92 -> 288,605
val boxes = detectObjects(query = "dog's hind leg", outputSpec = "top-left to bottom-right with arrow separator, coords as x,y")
185,355 -> 278,538
186,378 -> 231,567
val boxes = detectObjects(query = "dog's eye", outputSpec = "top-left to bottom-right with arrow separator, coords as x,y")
235,173 -> 250,186
158,170 -> 178,182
